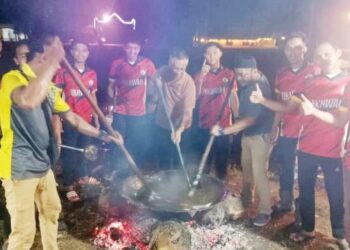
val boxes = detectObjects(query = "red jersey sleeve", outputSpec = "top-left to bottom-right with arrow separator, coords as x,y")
339,83 -> 350,113
193,72 -> 203,95
109,60 -> 120,79
232,78 -> 237,91
146,60 -> 157,77
54,68 -> 65,89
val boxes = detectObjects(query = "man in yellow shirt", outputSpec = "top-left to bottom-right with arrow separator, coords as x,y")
0,35 -> 123,250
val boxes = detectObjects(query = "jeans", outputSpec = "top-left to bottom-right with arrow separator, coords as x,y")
297,151 -> 345,238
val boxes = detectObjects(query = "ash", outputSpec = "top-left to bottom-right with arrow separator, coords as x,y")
189,222 -> 286,250
94,218 -> 288,250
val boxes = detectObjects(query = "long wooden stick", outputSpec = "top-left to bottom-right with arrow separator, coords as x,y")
62,58 -> 149,186
189,80 -> 235,196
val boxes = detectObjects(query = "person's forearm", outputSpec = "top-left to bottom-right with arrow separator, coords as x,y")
180,89 -> 196,129
107,80 -> 115,104
260,98 -> 292,113
312,109 -> 348,127
222,117 -> 255,135
52,115 -> 62,144
272,112 -> 282,129
177,109 -> 194,131
194,76 -> 204,98
231,91 -> 239,118
93,112 -> 98,121
61,111 -> 100,138
13,61 -> 59,109
176,116 -> 188,131
92,94 -> 99,121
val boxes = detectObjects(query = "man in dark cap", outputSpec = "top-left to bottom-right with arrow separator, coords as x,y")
211,55 -> 273,226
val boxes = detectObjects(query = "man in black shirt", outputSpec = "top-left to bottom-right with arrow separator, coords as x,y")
211,56 -> 273,227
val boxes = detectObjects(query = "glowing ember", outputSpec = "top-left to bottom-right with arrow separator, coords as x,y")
93,218 -> 148,250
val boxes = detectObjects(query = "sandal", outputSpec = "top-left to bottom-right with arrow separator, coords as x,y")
66,190 -> 81,202
78,176 -> 101,186
290,230 -> 315,242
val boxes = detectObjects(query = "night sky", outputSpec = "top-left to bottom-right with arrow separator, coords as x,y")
0,0 -> 349,48
1,0 -> 350,101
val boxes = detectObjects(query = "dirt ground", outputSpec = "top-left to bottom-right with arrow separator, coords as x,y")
26,165 -> 344,250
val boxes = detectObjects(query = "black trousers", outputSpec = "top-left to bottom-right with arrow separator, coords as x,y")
196,128 -> 230,180
275,136 -> 298,192
110,113 -> 149,175
61,121 -> 92,186
297,151 -> 345,238
156,126 -> 190,170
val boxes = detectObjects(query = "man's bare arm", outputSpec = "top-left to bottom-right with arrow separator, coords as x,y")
250,83 -> 299,113
60,110 -> 100,137
231,90 -> 239,118
300,94 -> 348,127
52,114 -> 62,145
107,78 -> 116,106
211,117 -> 255,136
311,109 -> 347,127
60,110 -> 124,145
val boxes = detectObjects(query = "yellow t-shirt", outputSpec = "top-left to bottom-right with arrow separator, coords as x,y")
0,64 -> 70,179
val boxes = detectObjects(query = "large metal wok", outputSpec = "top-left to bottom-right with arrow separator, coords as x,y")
119,170 -> 228,213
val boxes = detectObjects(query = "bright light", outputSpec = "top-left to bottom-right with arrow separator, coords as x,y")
281,36 -> 286,40
93,12 -> 136,30
347,12 -> 350,20
102,13 -> 112,23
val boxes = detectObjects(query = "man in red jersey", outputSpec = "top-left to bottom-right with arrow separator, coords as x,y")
251,42 -> 349,247
271,33 -> 320,212
194,42 -> 239,180
107,38 -> 156,172
54,39 -> 100,201
299,80 -> 350,249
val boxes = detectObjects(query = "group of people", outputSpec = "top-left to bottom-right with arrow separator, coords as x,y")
0,31 -> 350,250
212,33 -> 350,247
